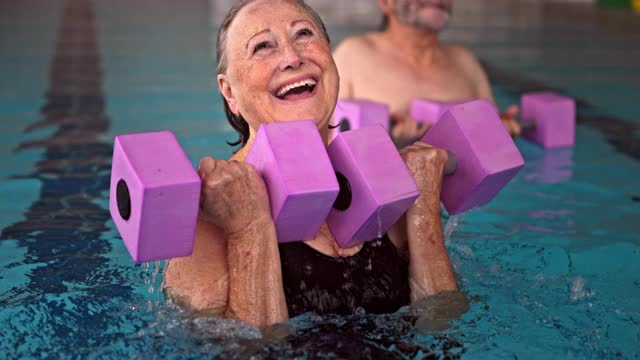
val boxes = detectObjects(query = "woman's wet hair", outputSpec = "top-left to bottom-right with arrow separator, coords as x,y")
216,0 -> 331,149
381,15 -> 389,31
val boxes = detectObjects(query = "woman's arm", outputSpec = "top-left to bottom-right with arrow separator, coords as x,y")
388,142 -> 458,302
224,217 -> 288,327
165,157 -> 288,328
164,218 -> 229,314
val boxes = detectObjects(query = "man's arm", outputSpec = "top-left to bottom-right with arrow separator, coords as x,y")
454,46 -> 522,136
333,37 -> 365,99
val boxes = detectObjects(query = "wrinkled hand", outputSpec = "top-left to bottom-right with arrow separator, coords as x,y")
390,113 -> 431,148
500,104 -> 522,137
399,142 -> 449,206
197,157 -> 272,236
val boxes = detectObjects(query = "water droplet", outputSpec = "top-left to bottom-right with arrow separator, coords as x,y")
444,213 -> 465,245
365,258 -> 372,272
377,208 -> 383,239
304,263 -> 313,275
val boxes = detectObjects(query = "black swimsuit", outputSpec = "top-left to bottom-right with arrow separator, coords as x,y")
279,235 -> 410,317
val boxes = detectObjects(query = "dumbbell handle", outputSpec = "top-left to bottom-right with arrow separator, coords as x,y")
520,119 -> 536,131
444,150 -> 457,176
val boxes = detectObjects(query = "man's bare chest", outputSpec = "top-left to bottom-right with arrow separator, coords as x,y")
351,57 -> 477,107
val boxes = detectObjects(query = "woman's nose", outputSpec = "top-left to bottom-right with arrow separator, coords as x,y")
279,42 -> 304,71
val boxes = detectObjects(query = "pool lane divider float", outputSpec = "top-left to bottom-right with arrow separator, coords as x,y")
109,120 -> 420,263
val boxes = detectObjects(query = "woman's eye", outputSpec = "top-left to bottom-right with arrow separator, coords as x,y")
253,41 -> 272,54
296,28 -> 314,39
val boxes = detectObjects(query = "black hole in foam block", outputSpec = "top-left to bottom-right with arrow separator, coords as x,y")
117,179 -> 131,221
333,172 -> 352,211
339,117 -> 351,132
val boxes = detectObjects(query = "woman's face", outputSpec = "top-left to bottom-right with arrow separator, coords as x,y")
218,0 -> 339,138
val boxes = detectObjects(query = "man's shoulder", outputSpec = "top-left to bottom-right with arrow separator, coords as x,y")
333,32 -> 379,57
441,43 -> 482,68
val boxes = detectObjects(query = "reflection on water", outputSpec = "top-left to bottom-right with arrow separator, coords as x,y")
522,148 -> 574,185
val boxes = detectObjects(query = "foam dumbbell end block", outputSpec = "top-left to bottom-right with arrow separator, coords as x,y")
327,126 -> 420,248
109,131 -> 201,263
329,99 -> 390,141
246,120 -> 340,243
421,99 -> 525,215
409,98 -> 467,126
521,91 -> 575,148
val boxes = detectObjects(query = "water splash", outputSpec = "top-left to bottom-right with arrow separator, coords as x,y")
570,276 -> 595,302
142,260 -> 164,311
444,213 -> 465,245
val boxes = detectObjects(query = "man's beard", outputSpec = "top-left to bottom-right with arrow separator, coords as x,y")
394,0 -> 452,33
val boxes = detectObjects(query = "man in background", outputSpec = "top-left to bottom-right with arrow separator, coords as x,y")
333,0 -> 521,147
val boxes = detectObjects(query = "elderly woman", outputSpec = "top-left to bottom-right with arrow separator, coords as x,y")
164,0 -> 458,329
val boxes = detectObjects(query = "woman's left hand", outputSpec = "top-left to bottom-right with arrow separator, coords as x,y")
399,141 -> 449,205
397,141 -> 459,299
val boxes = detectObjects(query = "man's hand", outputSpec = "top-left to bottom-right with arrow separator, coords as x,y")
500,104 -> 522,137
390,113 -> 432,148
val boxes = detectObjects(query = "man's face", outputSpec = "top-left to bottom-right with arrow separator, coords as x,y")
392,0 -> 452,32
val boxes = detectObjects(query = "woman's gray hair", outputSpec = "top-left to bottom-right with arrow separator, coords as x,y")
216,0 -> 331,149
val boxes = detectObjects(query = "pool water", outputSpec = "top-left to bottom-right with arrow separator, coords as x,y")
1,0 -> 639,358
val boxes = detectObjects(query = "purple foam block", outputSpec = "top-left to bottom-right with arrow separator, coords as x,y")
109,131 -> 201,263
421,99 -> 525,215
410,98 -> 467,125
329,99 -> 390,142
327,126 -> 420,248
245,120 -> 340,243
521,91 -> 576,148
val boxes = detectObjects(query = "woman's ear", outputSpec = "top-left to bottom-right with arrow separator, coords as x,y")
218,74 -> 239,115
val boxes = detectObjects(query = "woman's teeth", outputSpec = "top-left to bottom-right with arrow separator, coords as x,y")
276,78 -> 317,98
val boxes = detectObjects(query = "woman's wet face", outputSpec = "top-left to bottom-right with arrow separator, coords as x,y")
218,0 -> 339,135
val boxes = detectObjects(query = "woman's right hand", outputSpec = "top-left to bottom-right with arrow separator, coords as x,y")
197,157 -> 272,236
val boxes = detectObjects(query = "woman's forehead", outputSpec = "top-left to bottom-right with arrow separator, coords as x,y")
229,0 -> 314,41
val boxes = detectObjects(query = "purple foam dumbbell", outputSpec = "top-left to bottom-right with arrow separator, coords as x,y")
521,91 -> 576,148
410,98 -> 467,126
421,99 -> 525,215
326,126 -> 420,248
109,131 -> 201,263
329,99 -> 390,142
246,120 -> 340,243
